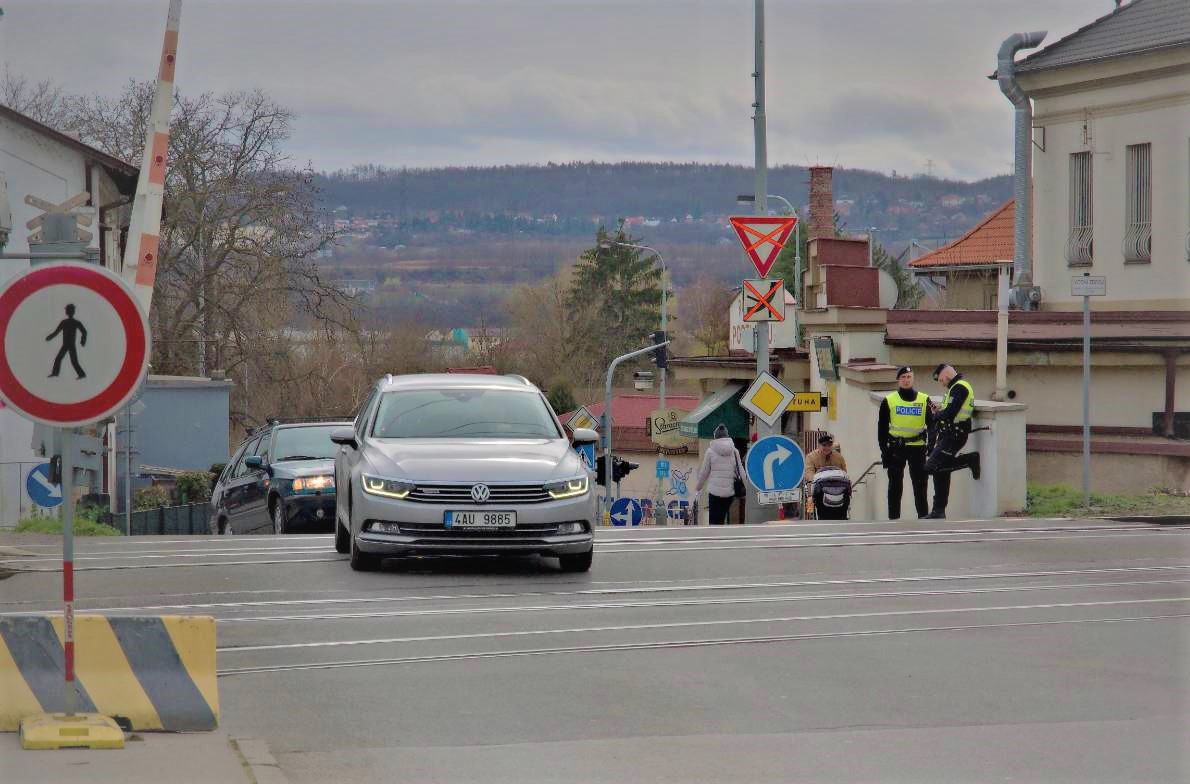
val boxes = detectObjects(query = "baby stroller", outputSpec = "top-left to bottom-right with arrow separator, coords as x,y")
811,467 -> 852,520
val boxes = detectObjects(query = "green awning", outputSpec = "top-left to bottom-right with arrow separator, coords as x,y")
679,382 -> 748,439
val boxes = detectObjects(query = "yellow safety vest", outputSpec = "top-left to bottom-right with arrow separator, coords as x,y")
885,390 -> 928,446
943,379 -> 976,424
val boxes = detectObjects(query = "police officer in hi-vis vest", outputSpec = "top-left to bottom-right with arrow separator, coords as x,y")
923,363 -> 982,519
877,366 -> 930,520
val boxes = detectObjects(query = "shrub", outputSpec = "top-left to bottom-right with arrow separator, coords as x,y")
134,485 -> 171,511
176,471 -> 213,504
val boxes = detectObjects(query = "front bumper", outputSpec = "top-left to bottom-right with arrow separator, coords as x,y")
353,485 -> 596,557
283,492 -> 336,528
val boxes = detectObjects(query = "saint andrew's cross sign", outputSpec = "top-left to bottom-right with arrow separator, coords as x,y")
742,279 -> 786,323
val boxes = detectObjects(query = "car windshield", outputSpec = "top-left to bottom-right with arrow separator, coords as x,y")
371,388 -> 561,439
272,425 -> 342,461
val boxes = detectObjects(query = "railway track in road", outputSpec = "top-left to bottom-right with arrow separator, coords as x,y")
0,520 -> 1182,573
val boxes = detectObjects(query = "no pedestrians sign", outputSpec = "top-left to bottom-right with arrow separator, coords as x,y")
0,263 -> 149,427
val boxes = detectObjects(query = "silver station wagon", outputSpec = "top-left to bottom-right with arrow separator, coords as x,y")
331,374 -> 598,572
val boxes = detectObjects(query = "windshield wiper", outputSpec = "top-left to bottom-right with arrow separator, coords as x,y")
276,454 -> 322,461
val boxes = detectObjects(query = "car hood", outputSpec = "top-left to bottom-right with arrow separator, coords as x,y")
270,459 -> 336,478
363,438 -> 585,483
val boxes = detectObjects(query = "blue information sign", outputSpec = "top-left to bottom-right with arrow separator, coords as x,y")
656,459 -> 670,479
26,463 -> 63,508
574,442 -> 596,471
744,435 -> 805,492
609,497 -> 642,527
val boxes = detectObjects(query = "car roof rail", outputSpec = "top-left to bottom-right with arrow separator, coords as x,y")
251,416 -> 352,434
504,374 -> 533,386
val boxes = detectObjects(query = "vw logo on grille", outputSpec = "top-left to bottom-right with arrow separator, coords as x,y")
470,484 -> 491,504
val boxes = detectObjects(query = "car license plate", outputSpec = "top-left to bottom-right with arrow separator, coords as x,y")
444,511 -> 516,529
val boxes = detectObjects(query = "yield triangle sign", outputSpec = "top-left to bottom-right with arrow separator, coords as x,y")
729,216 -> 797,278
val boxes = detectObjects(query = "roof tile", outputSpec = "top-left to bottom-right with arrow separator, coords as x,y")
908,200 -> 1014,269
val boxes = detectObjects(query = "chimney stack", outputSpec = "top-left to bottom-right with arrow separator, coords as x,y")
809,166 -> 834,240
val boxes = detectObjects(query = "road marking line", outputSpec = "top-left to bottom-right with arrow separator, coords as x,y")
216,594 -> 1190,653
213,582 -> 1190,624
215,613 -> 1190,676
13,565 -> 1186,615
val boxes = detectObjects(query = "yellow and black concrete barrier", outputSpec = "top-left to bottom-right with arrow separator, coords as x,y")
0,615 -> 219,732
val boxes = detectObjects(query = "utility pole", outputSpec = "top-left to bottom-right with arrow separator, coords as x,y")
746,0 -> 770,523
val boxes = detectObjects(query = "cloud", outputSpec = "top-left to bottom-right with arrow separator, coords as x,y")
0,0 -> 1097,179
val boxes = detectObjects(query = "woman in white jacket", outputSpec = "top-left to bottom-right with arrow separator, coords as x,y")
695,424 -> 746,525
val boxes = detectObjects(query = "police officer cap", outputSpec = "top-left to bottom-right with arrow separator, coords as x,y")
895,365 -> 912,379
932,363 -> 952,380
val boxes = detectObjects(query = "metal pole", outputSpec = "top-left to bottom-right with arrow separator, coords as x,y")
125,404 -> 133,535
603,342 -> 669,521
61,428 -> 77,716
746,0 -> 770,524
612,241 -> 670,528
868,229 -> 875,267
1082,281 -> 1091,506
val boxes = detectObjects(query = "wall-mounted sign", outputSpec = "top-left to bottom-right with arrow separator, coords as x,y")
814,336 -> 840,381
648,408 -> 696,450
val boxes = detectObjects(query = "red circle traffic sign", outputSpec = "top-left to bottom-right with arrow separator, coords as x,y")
0,263 -> 149,427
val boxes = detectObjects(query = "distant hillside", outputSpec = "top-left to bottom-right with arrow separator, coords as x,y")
316,162 -> 1012,244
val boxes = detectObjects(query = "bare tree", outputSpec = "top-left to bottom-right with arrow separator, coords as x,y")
63,83 -> 354,426
503,266 -> 601,391
678,275 -> 735,356
1,66 -> 77,127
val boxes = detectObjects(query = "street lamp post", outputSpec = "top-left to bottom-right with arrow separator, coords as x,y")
603,240 -> 669,527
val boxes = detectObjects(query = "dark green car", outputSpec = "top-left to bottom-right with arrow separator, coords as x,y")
210,420 -> 351,535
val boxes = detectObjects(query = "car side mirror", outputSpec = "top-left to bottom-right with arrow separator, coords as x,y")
244,455 -> 263,470
571,427 -> 599,445
330,427 -> 358,449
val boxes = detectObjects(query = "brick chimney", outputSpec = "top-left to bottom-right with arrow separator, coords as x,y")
808,166 -> 834,240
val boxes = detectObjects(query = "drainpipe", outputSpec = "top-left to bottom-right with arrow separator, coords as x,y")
996,31 -> 1046,307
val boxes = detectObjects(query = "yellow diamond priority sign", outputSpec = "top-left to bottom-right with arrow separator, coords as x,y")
740,371 -> 795,428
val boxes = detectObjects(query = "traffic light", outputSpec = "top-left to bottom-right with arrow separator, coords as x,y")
650,330 -> 668,370
595,457 -> 607,488
612,457 -> 639,483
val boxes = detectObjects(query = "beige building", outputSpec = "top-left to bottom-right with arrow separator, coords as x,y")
1013,0 -> 1190,311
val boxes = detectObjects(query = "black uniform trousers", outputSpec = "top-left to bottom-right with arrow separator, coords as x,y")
885,444 -> 929,519
925,426 -> 978,514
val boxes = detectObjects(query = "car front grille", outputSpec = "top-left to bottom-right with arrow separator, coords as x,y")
391,521 -> 566,537
405,482 -> 552,505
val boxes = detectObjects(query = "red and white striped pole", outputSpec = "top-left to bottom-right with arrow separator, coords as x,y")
120,0 -> 181,314
61,429 -> 76,715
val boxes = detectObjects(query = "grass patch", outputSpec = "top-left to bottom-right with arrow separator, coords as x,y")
1025,483 -> 1190,518
15,507 -> 122,536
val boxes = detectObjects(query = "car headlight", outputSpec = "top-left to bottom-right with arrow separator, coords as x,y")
545,476 -> 589,499
292,475 -> 334,492
362,474 -> 414,499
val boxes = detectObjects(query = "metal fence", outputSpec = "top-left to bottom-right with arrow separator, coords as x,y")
128,502 -> 211,536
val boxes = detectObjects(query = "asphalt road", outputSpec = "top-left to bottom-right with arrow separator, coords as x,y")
3,516 -> 1188,783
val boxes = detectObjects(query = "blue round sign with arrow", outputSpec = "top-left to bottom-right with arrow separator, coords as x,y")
609,497 -> 642,527
745,435 -> 805,492
26,462 -> 63,508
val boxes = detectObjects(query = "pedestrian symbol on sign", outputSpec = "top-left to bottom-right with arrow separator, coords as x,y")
46,304 -> 89,380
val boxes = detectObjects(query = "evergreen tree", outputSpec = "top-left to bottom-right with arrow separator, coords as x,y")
566,224 -> 662,376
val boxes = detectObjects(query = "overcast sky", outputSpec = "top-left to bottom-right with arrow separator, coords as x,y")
2,0 -> 1104,181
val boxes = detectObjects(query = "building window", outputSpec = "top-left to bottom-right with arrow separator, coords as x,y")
1123,143 -> 1152,263
1066,152 -> 1093,265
